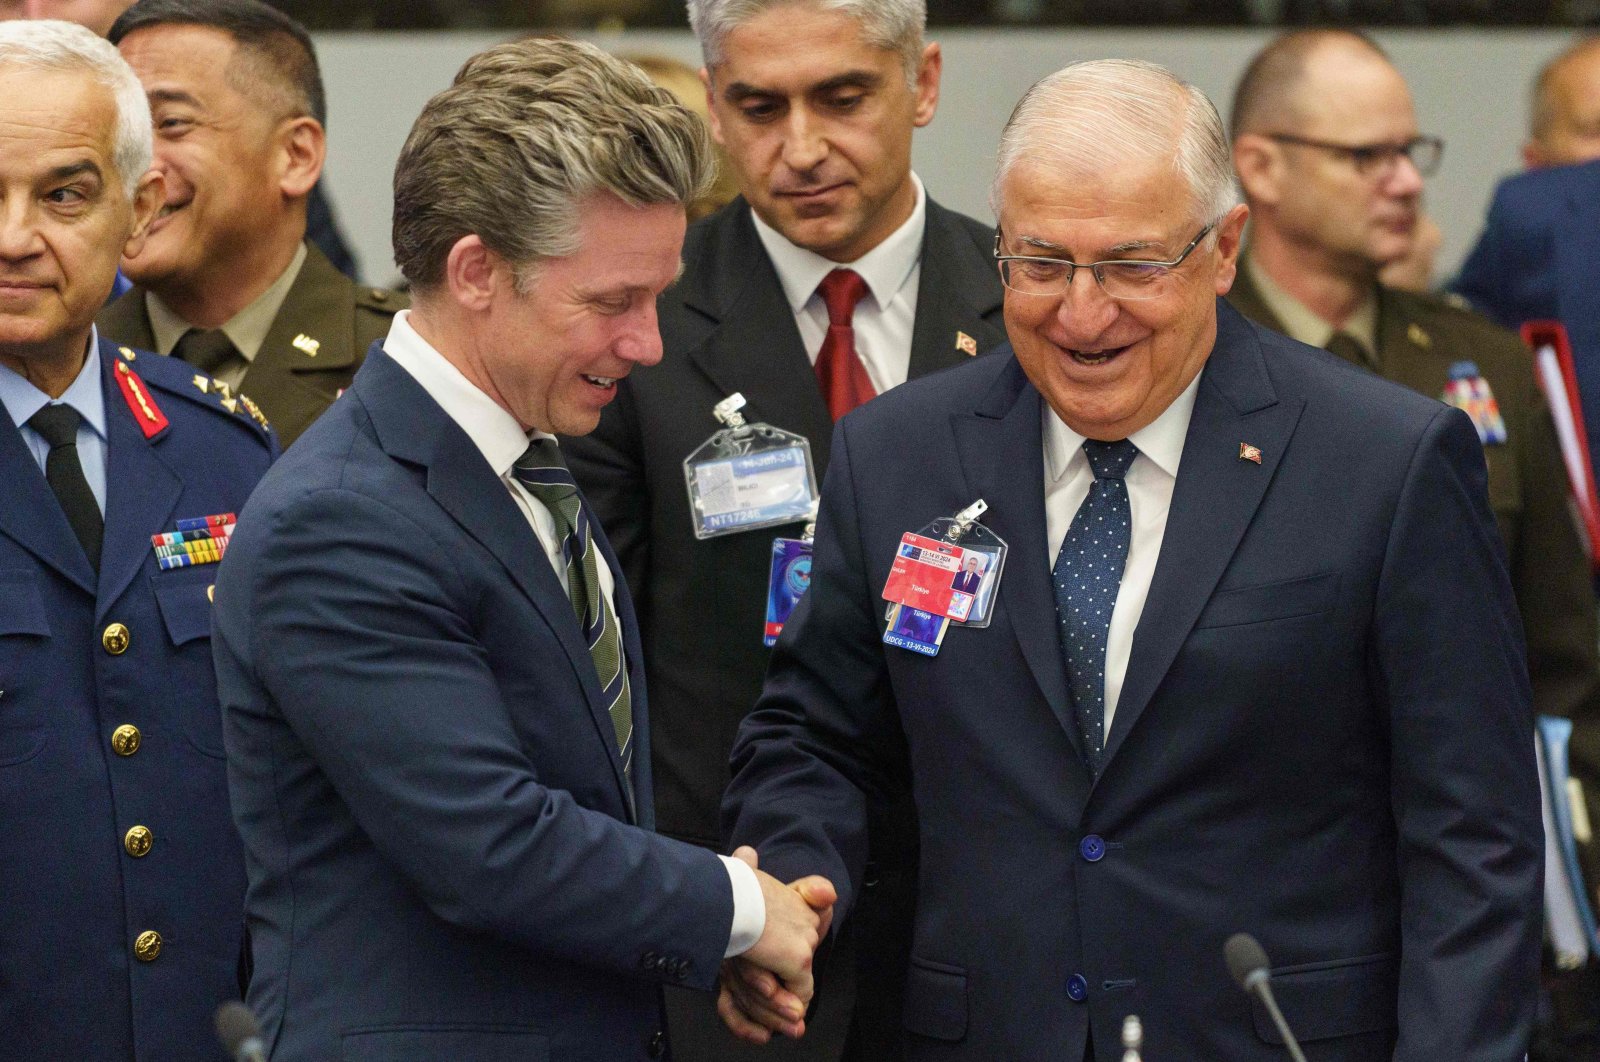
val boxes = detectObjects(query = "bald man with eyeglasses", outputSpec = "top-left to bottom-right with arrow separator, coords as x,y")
1228,30 -> 1600,855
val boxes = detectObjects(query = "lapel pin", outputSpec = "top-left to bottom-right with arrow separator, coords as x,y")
119,345 -> 136,362
1239,442 -> 1263,464
292,333 -> 321,357
1407,323 -> 1431,349
955,331 -> 978,357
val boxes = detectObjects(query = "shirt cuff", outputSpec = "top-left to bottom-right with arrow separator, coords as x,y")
719,854 -> 766,958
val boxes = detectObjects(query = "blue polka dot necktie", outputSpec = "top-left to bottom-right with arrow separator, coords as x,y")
1053,438 -> 1139,775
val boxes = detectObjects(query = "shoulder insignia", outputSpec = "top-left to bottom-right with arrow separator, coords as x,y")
356,285 -> 406,314
238,393 -> 270,431
292,333 -> 321,357
114,360 -> 169,439
192,374 -> 210,393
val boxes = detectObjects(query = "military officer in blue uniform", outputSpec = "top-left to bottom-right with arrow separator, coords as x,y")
0,20 -> 275,1060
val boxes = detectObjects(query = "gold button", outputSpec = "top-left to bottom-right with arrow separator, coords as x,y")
124,825 -> 153,858
102,623 -> 130,655
133,930 -> 162,962
111,724 -> 142,756
206,584 -> 215,603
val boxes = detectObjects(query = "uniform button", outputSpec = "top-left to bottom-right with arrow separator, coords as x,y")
1066,973 -> 1088,1002
124,825 -> 153,858
1079,835 -> 1106,862
102,623 -> 130,655
647,1031 -> 667,1058
133,930 -> 162,962
111,724 -> 142,756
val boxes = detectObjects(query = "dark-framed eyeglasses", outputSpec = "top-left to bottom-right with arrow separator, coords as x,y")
1265,133 -> 1444,178
993,223 -> 1215,301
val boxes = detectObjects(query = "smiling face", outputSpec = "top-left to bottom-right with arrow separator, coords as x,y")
0,65 -> 158,373
116,23 -> 297,293
704,1 -> 938,263
997,156 -> 1245,441
471,194 -> 686,436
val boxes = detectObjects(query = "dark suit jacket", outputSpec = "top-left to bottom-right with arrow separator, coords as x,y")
1229,266 -> 1600,788
212,348 -> 733,1062
1453,159 -> 1600,479
0,339 -> 274,1061
563,196 -> 1005,1059
97,242 -> 405,447
723,302 -> 1542,1061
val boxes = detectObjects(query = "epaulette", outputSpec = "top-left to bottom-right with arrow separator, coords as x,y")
114,345 -> 273,443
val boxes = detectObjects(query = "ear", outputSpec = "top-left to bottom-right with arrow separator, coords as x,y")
1231,133 -> 1282,208
700,66 -> 726,147
276,117 -> 326,200
442,234 -> 509,313
1520,139 -> 1545,169
912,41 -> 941,128
1211,202 -> 1251,296
120,169 -> 166,262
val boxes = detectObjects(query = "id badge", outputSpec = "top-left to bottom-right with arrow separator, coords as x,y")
880,500 -> 1008,656
685,393 -> 818,540
764,537 -> 813,646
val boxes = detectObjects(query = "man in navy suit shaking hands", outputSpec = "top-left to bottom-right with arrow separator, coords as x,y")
722,59 -> 1542,1061
212,38 -> 833,1062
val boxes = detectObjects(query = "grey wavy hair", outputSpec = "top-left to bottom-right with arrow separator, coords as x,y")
392,37 -> 714,294
992,59 -> 1240,229
687,0 -> 926,86
0,19 -> 153,196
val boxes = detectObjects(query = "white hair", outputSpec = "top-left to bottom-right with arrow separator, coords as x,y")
0,19 -> 152,196
991,59 -> 1239,230
687,0 -> 926,87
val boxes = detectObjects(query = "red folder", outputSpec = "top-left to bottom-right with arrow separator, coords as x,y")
1522,321 -> 1600,571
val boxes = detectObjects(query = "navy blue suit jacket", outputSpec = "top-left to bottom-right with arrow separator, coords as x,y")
724,302 -> 1542,1061
0,339 -> 274,1060
212,347 -> 735,1061
1453,159 -> 1600,474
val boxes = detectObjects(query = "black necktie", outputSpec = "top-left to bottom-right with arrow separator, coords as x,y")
28,404 -> 102,572
173,328 -> 241,377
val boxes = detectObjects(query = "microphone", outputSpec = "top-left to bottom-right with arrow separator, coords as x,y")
1224,933 -> 1308,1062
215,1001 -> 268,1062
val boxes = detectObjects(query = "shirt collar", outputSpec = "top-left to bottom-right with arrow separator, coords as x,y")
380,309 -> 547,478
1043,368 -> 1201,485
1245,254 -> 1378,357
146,241 -> 309,360
751,172 -> 927,314
0,326 -> 108,441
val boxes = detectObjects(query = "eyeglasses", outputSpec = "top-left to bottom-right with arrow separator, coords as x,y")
993,223 -> 1214,301
1265,133 -> 1444,178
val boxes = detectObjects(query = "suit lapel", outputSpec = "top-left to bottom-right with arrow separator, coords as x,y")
358,353 -> 634,808
907,200 -> 1007,379
951,355 -> 1085,761
1100,303 -> 1304,771
242,245 -> 360,444
98,342 -> 183,620
683,206 -> 837,471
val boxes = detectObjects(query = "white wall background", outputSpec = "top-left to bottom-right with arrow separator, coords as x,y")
315,27 -> 1580,287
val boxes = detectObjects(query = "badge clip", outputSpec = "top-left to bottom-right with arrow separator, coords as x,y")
685,394 -> 819,540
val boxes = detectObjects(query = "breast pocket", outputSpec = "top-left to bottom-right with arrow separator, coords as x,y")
1192,572 -> 1338,630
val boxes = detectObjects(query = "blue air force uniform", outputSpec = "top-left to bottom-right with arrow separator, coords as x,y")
0,335 -> 275,1060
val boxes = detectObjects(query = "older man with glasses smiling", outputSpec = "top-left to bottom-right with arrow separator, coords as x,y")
1228,32 -> 1600,879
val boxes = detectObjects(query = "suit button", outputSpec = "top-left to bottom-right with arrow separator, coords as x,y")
102,623 -> 130,655
647,1030 -> 667,1058
133,930 -> 162,962
1066,973 -> 1088,1002
124,825 -> 153,858
1079,835 -> 1106,862
111,725 -> 142,756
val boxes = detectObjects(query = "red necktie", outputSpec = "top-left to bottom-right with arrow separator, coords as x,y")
814,269 -> 876,420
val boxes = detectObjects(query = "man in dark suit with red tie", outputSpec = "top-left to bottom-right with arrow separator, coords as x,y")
562,3 -> 1004,1058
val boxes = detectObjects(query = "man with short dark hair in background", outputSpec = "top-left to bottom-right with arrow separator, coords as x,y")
563,4 -> 1005,1055
0,19 -> 274,1058
97,0 -> 400,447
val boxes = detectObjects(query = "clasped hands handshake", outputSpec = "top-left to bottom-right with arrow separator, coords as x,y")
717,846 -> 838,1044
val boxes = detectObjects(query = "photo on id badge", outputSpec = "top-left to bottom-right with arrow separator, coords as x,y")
948,546 -> 1000,625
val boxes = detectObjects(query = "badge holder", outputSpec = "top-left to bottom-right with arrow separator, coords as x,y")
880,500 -> 1009,657
763,502 -> 818,647
684,393 -> 818,540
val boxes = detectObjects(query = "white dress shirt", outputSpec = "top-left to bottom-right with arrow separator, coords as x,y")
1043,373 -> 1201,735
0,327 -> 110,515
381,311 -> 764,957
752,174 -> 927,394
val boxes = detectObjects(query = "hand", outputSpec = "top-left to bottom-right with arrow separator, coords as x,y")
717,846 -> 837,1044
